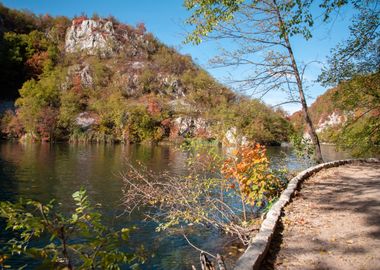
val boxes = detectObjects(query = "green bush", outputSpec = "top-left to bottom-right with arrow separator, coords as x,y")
152,46 -> 194,75
124,105 -> 156,143
15,70 -> 63,137
0,188 -> 143,269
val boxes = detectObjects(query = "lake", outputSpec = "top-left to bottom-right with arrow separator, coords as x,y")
0,142 -> 350,269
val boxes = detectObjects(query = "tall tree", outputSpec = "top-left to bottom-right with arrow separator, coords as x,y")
184,0 -> 324,163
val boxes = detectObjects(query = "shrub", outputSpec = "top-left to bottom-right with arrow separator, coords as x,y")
36,106 -> 59,141
59,89 -> 83,131
0,188 -> 143,269
15,70 -> 63,137
138,68 -> 158,94
221,143 -> 285,207
0,110 -> 24,138
124,105 -> 155,143
88,90 -> 127,139
152,46 -> 194,75
123,142 -> 287,244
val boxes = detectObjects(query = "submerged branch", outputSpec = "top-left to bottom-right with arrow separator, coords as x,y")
183,234 -> 216,259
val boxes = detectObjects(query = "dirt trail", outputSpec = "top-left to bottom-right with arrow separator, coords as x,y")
263,162 -> 380,270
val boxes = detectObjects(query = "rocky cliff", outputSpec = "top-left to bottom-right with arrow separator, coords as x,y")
0,6 -> 291,144
290,87 -> 346,141
65,18 -> 117,56
58,17 -> 235,142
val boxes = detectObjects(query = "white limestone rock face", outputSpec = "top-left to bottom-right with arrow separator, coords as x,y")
79,64 -> 93,88
301,111 -> 346,142
62,63 -> 93,90
224,127 -> 250,146
76,112 -> 98,129
118,73 -> 139,97
156,74 -> 186,98
316,111 -> 346,133
65,19 -> 118,56
161,75 -> 185,98
173,116 -> 210,137
225,127 -> 238,145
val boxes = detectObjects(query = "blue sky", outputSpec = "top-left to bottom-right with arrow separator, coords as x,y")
2,0 -> 356,113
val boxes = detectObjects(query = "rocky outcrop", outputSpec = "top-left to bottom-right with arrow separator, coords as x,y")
78,64 -> 93,88
62,63 -> 93,90
315,111 -> 346,133
76,112 -> 99,129
224,127 -> 249,146
115,70 -> 187,99
172,116 -> 211,138
116,72 -> 139,97
301,111 -> 346,141
131,61 -> 145,70
291,87 -> 347,141
225,127 -> 238,145
158,74 -> 185,98
64,18 -> 152,59
65,18 -> 118,56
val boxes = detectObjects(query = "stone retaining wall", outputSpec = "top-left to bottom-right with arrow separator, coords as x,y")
234,158 -> 380,270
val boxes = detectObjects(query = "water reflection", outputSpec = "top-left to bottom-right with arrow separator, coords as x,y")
0,142 -> 350,269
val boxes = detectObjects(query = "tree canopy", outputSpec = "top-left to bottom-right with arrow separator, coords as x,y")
184,0 -> 324,162
317,0 -> 379,156
319,1 -> 379,85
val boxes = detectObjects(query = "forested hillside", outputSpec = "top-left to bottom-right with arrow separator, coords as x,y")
291,72 -> 380,156
0,4 -> 292,144
290,87 -> 344,138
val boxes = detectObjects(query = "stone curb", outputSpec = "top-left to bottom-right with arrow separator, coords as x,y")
233,158 -> 380,270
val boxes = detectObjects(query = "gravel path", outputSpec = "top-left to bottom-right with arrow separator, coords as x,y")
263,163 -> 380,270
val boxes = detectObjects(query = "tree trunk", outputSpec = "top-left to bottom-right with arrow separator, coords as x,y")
273,0 -> 323,163
286,43 -> 323,163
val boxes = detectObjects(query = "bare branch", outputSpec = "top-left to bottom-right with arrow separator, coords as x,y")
182,234 -> 216,259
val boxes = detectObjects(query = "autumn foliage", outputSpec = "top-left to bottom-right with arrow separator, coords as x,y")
0,4 -> 291,144
123,142 -> 287,244
222,144 -> 284,206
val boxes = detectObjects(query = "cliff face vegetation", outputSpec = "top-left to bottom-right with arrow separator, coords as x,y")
0,4 -> 292,144
291,72 -> 380,156
290,87 -> 345,140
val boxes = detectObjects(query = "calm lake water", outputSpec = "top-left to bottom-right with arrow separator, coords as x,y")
0,142 -> 350,269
